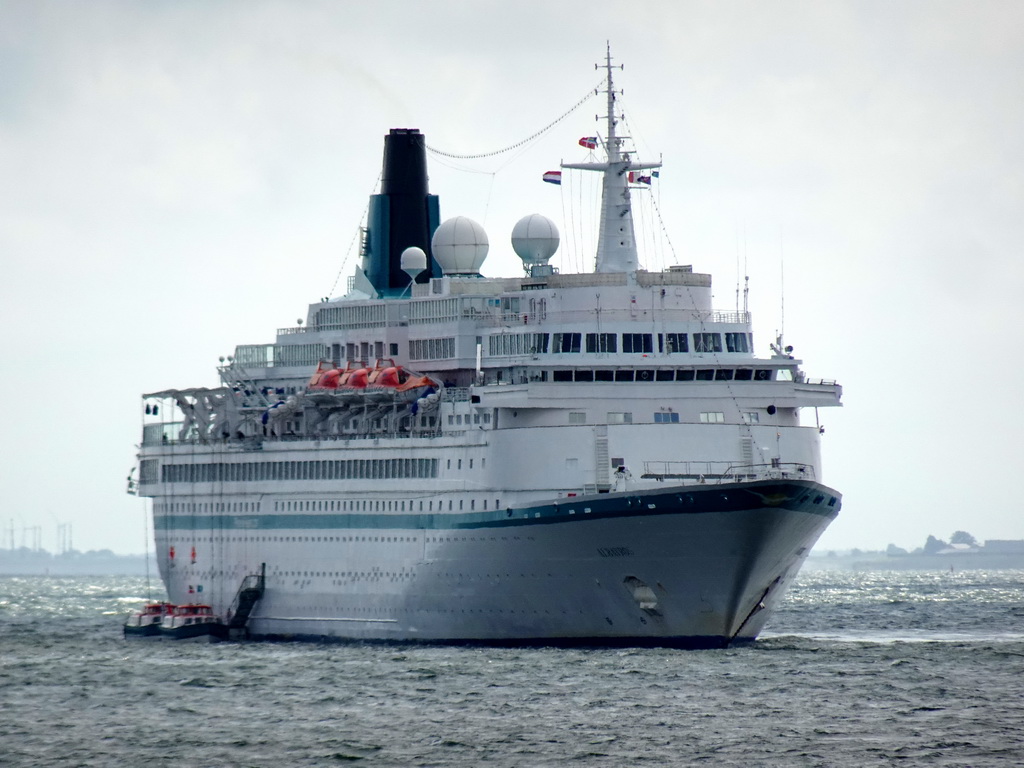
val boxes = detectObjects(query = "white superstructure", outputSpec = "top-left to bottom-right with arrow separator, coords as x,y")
132,50 -> 842,647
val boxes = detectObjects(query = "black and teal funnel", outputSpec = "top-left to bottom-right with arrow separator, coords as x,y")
361,129 -> 442,296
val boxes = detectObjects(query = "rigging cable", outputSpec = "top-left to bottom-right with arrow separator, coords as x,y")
328,170 -> 382,297
559,170 -> 572,275
648,194 -> 680,265
425,80 -> 604,160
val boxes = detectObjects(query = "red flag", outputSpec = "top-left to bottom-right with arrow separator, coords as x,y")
578,136 -> 598,149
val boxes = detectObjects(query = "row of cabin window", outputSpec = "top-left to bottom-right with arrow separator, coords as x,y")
274,497 -> 499,513
161,458 -> 439,484
549,332 -> 751,354
344,331 -> 750,366
551,368 -> 774,383
569,411 -> 756,425
447,413 -> 492,426
409,337 -> 455,360
157,495 -> 503,515
158,501 -> 259,513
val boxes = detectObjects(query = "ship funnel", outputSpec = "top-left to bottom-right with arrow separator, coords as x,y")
361,129 -> 442,296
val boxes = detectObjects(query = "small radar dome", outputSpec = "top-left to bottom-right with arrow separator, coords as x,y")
431,216 -> 489,275
511,214 -> 559,267
400,246 -> 427,281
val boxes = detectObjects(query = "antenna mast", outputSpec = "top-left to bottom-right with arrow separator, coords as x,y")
743,235 -> 749,315
780,231 -> 785,341
561,43 -> 661,273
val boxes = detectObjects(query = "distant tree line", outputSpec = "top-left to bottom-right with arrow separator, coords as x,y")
886,531 -> 978,556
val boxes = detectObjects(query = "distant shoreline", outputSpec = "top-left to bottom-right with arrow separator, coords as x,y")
804,552 -> 1024,572
0,549 -> 149,576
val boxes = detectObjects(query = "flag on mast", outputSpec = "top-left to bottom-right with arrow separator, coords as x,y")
578,137 -> 598,149
542,170 -> 562,185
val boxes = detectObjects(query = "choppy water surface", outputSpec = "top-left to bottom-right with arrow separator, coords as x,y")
2,570 -> 1023,766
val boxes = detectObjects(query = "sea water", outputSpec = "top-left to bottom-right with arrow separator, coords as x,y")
1,570 -> 1023,766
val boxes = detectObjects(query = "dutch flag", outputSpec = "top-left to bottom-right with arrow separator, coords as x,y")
542,170 -> 562,185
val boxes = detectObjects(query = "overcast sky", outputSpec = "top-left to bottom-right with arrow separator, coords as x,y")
2,1 -> 1022,555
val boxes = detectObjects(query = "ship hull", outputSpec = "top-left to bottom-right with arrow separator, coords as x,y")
155,479 -> 838,647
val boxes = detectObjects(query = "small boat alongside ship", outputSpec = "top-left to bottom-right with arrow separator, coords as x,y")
158,604 -> 228,641
124,602 -> 227,641
123,602 -> 174,637
123,568 -> 266,641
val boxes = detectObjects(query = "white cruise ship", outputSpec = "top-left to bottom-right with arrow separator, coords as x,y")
131,51 -> 842,648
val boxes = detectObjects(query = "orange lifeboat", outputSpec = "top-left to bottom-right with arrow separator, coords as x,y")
333,366 -> 370,403
306,360 -> 335,389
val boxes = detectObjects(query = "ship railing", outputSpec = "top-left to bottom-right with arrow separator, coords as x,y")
444,387 -> 472,402
641,461 -> 815,484
273,308 -> 751,333
471,308 -> 751,328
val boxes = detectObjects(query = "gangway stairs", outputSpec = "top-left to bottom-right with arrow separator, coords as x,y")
227,563 -> 266,640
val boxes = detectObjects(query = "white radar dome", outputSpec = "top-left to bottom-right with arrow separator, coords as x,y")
431,216 -> 489,275
511,214 -> 559,266
400,246 -> 427,281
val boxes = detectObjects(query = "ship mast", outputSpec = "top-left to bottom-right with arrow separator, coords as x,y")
562,44 -> 662,273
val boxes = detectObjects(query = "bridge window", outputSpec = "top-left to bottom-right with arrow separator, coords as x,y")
700,412 -> 725,423
665,333 -> 688,353
586,333 -> 617,353
725,333 -> 749,353
654,412 -> 680,423
694,333 -> 722,353
553,333 -> 581,353
623,333 -> 653,353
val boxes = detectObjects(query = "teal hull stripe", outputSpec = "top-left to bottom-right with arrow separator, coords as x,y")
152,480 -> 839,532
